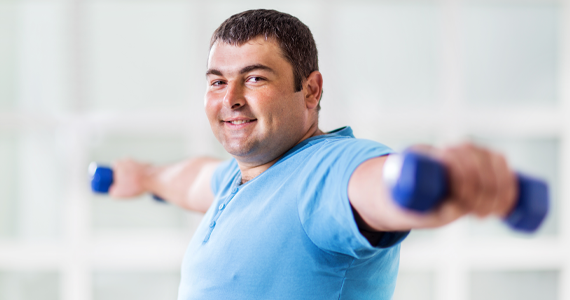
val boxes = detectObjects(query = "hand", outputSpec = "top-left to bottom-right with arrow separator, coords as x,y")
412,143 -> 518,226
108,158 -> 151,198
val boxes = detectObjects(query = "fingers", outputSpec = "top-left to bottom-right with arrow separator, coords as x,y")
477,150 -> 501,217
108,158 -> 149,198
442,144 -> 480,213
491,153 -> 518,218
439,143 -> 515,219
466,146 -> 498,217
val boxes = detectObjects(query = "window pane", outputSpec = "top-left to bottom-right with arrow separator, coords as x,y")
0,272 -> 59,300
0,133 -> 18,237
0,2 -> 18,111
16,1 -> 68,113
85,2 -> 195,111
470,270 -> 558,300
331,2 -> 441,113
93,271 -> 179,300
373,134 -> 436,152
0,131 -> 62,239
393,270 -> 434,300
462,2 -> 559,106
1,2 -> 69,113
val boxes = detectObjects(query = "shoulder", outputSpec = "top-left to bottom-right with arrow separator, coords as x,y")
286,127 -> 394,177
325,136 -> 391,150
313,137 -> 393,163
290,134 -> 393,192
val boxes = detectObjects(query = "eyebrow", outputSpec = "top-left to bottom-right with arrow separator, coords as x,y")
205,64 -> 275,77
239,64 -> 275,75
205,69 -> 223,76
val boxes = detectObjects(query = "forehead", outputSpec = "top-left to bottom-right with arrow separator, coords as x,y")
207,37 -> 290,73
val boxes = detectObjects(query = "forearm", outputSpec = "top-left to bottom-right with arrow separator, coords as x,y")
349,144 -> 518,232
110,157 -> 222,213
145,157 -> 221,212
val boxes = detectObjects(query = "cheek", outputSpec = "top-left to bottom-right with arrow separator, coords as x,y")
204,94 -> 220,123
276,93 -> 305,118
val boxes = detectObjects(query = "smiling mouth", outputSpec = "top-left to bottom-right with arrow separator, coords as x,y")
224,119 -> 257,125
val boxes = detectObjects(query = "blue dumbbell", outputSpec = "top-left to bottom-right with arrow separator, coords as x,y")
89,162 -> 165,202
383,151 -> 549,233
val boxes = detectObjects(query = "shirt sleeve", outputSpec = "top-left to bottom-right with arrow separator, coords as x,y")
297,138 -> 409,259
351,205 -> 410,248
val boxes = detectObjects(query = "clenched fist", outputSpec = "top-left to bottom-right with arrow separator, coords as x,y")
408,142 -> 519,228
108,158 -> 152,198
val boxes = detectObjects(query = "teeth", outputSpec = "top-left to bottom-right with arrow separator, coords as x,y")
230,120 -> 251,124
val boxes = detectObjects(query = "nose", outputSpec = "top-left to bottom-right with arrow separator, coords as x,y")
223,82 -> 246,110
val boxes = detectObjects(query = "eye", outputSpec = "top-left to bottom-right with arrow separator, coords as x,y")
211,80 -> 225,86
246,76 -> 264,83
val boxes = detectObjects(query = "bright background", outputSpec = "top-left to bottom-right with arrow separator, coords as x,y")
0,0 -> 568,299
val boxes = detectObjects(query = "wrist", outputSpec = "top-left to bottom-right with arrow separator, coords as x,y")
140,163 -> 160,193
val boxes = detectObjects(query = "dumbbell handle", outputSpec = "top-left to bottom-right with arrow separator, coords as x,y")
89,163 -> 165,202
383,151 -> 549,233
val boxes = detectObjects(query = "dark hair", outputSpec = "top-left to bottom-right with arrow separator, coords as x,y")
210,9 -> 319,95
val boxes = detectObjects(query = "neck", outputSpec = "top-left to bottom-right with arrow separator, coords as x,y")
239,124 -> 324,184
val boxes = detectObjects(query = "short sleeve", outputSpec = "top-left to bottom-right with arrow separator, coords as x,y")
297,138 -> 407,259
352,205 -> 410,249
210,159 -> 237,196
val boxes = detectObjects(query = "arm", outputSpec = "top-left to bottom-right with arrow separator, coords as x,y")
348,143 -> 517,232
109,157 -> 222,213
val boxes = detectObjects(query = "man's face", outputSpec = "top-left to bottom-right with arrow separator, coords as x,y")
205,37 -> 311,166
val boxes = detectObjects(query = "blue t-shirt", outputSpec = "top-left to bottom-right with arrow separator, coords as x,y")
178,126 -> 409,300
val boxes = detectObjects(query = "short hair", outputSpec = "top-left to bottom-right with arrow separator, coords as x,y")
210,9 -> 319,95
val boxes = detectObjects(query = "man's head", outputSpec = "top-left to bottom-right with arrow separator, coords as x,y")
205,10 -> 323,169
211,9 -> 319,95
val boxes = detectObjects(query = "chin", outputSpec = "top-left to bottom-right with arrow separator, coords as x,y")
226,143 -> 278,166
223,140 -> 256,157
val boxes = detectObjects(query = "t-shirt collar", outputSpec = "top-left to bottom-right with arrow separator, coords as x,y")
276,126 -> 354,164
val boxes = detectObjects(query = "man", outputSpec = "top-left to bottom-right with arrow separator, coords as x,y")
109,9 -> 516,300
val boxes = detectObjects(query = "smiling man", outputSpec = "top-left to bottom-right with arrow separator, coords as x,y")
110,9 -> 517,300
205,36 -> 323,178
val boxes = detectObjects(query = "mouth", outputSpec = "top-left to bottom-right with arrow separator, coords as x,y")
225,119 -> 256,125
221,118 -> 258,128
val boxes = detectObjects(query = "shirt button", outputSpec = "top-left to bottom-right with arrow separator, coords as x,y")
209,221 -> 216,228
232,187 -> 238,194
219,203 -> 226,210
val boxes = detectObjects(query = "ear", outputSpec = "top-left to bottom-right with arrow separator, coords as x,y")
303,71 -> 323,110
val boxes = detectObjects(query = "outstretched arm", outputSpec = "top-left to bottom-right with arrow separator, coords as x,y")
348,143 -> 517,232
109,157 -> 222,213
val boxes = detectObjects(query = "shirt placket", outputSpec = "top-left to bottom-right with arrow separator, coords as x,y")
203,174 -> 242,243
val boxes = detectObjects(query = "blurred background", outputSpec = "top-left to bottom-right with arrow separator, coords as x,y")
0,0 -> 568,299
